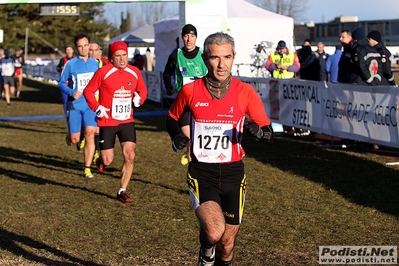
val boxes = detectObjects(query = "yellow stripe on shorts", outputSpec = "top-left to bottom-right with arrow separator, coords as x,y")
239,174 -> 247,224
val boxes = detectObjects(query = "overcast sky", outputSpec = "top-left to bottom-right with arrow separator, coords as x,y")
302,0 -> 399,23
104,0 -> 399,26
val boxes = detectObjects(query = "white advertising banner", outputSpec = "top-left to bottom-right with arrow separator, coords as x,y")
273,79 -> 325,134
22,63 -> 399,147
237,77 -> 399,148
141,71 -> 162,103
323,83 -> 399,146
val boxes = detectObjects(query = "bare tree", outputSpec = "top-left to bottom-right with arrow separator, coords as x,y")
127,2 -> 178,28
248,0 -> 308,22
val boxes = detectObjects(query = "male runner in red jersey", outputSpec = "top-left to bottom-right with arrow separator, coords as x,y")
84,41 -> 148,203
166,32 -> 273,266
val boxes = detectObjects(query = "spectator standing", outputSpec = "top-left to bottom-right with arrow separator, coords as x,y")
0,50 -> 15,107
297,44 -> 321,81
84,41 -> 148,203
144,47 -> 155,71
325,45 -> 342,83
338,29 -> 355,83
265,40 -> 300,79
166,32 -> 273,266
265,40 -> 300,135
350,27 -> 388,86
163,24 -> 208,165
315,42 -> 329,81
58,33 -> 99,179
367,30 -> 396,85
12,48 -> 25,98
131,48 -> 144,70
302,39 -> 312,47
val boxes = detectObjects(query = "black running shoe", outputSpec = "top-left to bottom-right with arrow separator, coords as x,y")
117,191 -> 133,203
96,158 -> 104,173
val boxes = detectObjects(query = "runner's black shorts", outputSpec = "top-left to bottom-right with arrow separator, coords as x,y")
99,122 -> 136,150
3,76 -> 15,87
187,160 -> 247,225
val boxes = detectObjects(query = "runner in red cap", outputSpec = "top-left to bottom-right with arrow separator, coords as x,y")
84,40 -> 148,203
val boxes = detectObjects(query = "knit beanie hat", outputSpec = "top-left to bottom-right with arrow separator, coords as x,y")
367,30 -> 382,43
352,27 -> 366,41
276,40 -> 287,49
181,24 -> 197,37
109,41 -> 128,58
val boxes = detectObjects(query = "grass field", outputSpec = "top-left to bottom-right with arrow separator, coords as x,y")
0,79 -> 398,265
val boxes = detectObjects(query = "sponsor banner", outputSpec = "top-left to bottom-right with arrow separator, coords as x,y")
22,65 -> 399,147
141,70 -> 162,103
277,79 -> 325,133
236,77 -> 399,148
323,83 -> 399,145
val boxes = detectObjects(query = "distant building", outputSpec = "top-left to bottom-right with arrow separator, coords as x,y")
294,17 -> 399,46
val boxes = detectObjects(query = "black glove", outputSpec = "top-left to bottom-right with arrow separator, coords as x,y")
244,122 -> 273,142
244,122 -> 262,139
172,134 -> 190,152
389,80 -> 396,86
260,125 -> 273,142
166,85 -> 175,96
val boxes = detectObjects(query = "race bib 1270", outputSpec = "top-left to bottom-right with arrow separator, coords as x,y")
192,122 -> 233,163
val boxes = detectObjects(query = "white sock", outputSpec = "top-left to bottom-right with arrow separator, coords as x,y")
118,188 -> 126,195
203,245 -> 215,259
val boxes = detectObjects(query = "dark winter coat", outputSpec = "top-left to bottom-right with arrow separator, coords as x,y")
337,43 -> 355,83
297,45 -> 321,81
315,50 -> 329,81
374,42 -> 395,85
351,38 -> 389,86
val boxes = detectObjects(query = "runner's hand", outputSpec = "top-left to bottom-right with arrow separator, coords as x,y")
244,122 -> 273,142
244,122 -> 262,139
96,105 -> 110,119
261,125 -> 273,142
172,134 -> 189,152
133,91 -> 141,107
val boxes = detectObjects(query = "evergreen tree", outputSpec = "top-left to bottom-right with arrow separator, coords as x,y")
0,3 -> 117,55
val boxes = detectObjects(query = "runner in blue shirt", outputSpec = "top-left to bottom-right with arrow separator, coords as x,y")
58,33 -> 99,178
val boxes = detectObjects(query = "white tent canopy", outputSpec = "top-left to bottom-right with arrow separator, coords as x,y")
154,0 -> 294,76
108,24 -> 154,46
154,14 -> 180,72
227,0 -> 294,67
